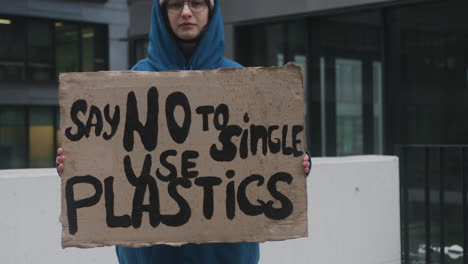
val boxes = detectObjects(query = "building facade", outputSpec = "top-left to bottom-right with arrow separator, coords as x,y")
229,2 -> 468,263
115,0 -> 468,262
0,0 -> 129,169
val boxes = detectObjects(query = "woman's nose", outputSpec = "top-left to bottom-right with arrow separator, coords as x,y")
180,3 -> 193,17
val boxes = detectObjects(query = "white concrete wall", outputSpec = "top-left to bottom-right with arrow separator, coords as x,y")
260,156 -> 401,264
0,169 -> 115,263
0,156 -> 400,263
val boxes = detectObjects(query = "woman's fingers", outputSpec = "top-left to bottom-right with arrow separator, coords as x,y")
56,155 -> 66,164
56,148 -> 65,176
302,154 -> 310,174
57,163 -> 64,174
56,148 -> 65,164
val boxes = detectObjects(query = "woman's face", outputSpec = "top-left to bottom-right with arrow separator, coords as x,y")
167,0 -> 210,40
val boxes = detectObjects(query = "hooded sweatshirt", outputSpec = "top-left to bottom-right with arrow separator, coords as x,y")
131,0 -> 240,71
115,0 -> 260,263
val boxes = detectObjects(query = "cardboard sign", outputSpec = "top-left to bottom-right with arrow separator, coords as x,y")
59,63 -> 308,248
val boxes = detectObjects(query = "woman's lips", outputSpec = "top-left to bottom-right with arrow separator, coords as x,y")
180,23 -> 195,28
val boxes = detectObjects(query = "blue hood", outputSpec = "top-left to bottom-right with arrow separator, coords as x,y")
132,0 -> 239,71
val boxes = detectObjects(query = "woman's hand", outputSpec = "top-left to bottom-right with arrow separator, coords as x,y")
56,148 -> 65,176
302,153 -> 310,175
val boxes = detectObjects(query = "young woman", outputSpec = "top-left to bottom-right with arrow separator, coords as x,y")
57,0 -> 311,262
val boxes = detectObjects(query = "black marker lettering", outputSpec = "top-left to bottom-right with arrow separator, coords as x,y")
103,104 -> 120,140
250,125 -> 268,156
85,105 -> 103,137
292,125 -> 304,157
237,174 -> 265,216
156,149 -> 177,182
226,181 -> 236,220
66,175 -> 102,235
166,91 -> 191,144
213,104 -> 229,130
281,125 -> 293,155
196,105 -> 214,131
123,87 -> 159,152
124,154 -> 161,228
195,177 -> 222,219
65,99 -> 87,141
210,125 -> 242,162
104,176 -> 132,228
263,172 -> 294,220
181,150 -> 199,179
161,178 -> 192,226
239,128 -> 249,159
268,125 -> 281,154
226,171 -> 236,220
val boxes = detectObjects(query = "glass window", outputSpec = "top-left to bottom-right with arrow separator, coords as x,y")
134,39 -> 149,65
55,22 -> 79,76
236,22 -> 286,67
390,0 -> 468,146
27,21 -> 53,80
372,61 -> 383,154
287,20 -> 307,83
0,107 -> 27,169
312,11 -> 383,156
29,107 -> 55,168
94,25 -> 108,71
391,1 -> 468,262
0,17 -> 25,80
335,58 -> 363,155
82,25 -> 96,72
82,24 -> 108,72
265,23 -> 285,67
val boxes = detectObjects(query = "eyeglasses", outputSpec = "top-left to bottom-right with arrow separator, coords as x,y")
166,0 -> 208,14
